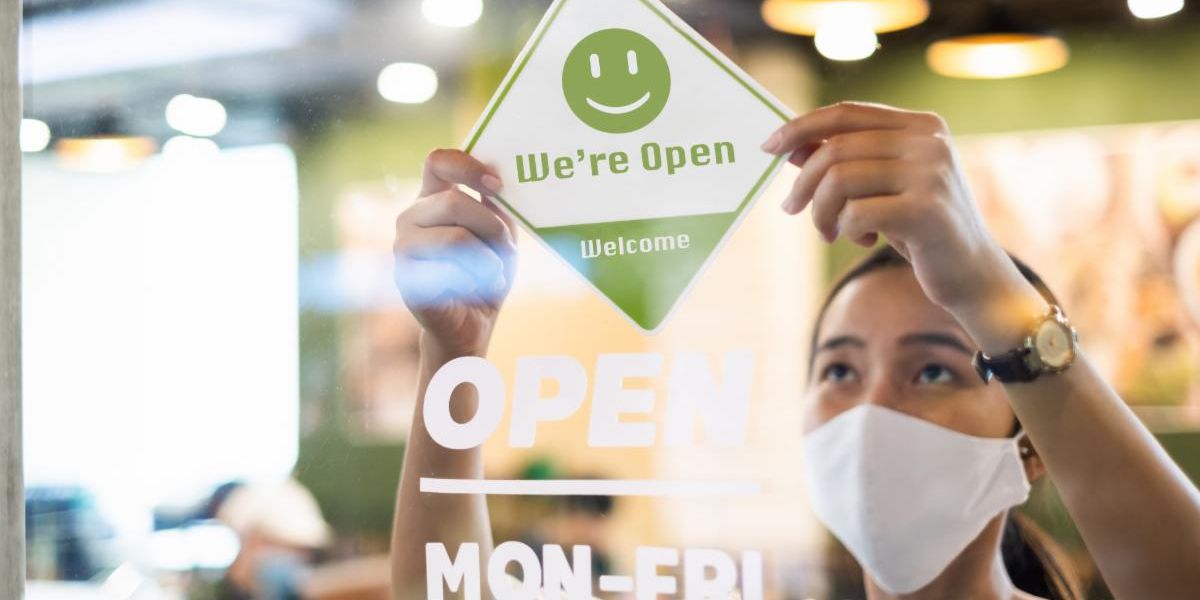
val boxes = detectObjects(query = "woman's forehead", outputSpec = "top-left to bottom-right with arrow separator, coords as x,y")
818,267 -> 967,344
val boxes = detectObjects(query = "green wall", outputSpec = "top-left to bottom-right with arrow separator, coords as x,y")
292,28 -> 521,536
294,108 -> 455,535
818,20 -> 1200,280
820,21 -> 1200,136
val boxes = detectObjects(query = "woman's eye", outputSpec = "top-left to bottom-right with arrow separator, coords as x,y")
820,362 -> 857,383
916,363 -> 955,384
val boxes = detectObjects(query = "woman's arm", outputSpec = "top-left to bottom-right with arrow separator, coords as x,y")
765,101 -> 1200,599
392,336 -> 495,600
391,149 -> 516,600
958,274 -> 1200,600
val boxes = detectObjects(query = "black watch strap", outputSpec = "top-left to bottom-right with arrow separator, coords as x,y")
972,347 -> 1036,383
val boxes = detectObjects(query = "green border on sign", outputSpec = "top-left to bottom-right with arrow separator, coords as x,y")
462,0 -> 793,332
464,0 -> 790,231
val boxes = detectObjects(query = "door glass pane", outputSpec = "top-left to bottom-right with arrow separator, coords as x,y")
20,2 -> 1200,600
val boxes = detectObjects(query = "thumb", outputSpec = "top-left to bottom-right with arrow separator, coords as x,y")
483,197 -> 518,245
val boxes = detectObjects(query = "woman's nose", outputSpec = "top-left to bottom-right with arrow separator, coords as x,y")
860,375 -> 901,409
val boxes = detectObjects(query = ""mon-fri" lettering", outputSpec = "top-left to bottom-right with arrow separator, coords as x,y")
426,542 -> 763,600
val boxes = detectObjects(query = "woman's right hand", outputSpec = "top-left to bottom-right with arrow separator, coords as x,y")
394,149 -> 517,357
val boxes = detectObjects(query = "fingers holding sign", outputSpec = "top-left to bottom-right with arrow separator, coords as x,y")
763,102 -> 966,246
421,148 -> 505,198
764,101 -> 1014,313
395,149 -> 518,354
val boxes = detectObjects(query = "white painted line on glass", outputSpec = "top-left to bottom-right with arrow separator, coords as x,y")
420,478 -> 761,497
598,575 -> 635,593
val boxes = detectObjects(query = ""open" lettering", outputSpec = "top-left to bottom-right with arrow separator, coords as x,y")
422,351 -> 754,450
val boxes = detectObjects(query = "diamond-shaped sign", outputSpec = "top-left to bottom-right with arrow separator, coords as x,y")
465,0 -> 794,333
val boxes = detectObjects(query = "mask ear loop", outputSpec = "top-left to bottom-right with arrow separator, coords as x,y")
1015,432 -> 1034,457
1012,433 -> 1039,491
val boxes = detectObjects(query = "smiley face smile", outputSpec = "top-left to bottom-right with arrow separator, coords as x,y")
585,91 -> 651,115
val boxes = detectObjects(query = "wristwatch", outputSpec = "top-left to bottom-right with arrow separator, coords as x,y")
972,304 -> 1079,383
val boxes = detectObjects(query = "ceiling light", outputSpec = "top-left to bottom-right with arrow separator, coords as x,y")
1128,0 -> 1184,19
927,33 -> 1068,79
21,118 -> 52,153
761,0 -> 929,35
377,63 -> 439,104
422,0 -> 483,28
56,137 -> 157,173
165,94 -> 227,137
56,113 -> 157,173
815,18 -> 879,60
926,4 -> 1068,79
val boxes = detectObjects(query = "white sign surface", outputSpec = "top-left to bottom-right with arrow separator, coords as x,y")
466,0 -> 793,332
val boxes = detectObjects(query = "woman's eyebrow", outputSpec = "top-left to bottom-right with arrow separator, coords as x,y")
815,335 -> 866,353
898,332 -> 974,356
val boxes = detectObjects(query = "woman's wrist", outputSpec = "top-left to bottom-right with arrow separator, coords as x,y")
420,331 -> 489,369
947,259 -> 1051,356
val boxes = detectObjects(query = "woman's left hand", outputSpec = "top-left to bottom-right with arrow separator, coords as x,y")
762,101 -> 1032,323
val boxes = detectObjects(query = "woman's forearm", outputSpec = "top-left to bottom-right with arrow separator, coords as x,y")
957,277 -> 1200,599
1010,354 -> 1200,598
392,334 -> 494,600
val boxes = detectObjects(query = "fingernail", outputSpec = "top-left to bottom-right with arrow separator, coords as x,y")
482,174 -> 503,194
760,131 -> 782,153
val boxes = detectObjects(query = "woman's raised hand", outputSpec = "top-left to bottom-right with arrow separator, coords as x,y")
394,149 -> 517,356
763,101 -> 1026,318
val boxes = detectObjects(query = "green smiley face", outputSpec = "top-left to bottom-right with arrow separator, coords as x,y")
562,28 -> 671,134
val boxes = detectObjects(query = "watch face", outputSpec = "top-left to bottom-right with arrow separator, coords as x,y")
1035,320 -> 1074,368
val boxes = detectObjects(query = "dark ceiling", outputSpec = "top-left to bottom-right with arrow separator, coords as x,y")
716,0 -> 1200,41
20,0 -> 1200,146
24,0 -> 1200,27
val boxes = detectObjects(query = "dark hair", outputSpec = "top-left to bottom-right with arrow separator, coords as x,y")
809,244 -> 1083,600
808,245 -> 1061,380
1003,512 -> 1085,600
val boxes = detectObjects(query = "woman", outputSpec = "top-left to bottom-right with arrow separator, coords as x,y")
390,102 -> 1200,599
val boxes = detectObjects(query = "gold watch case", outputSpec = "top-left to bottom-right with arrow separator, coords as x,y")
1021,305 -> 1080,375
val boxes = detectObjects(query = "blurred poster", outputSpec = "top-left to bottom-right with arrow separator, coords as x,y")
335,180 -> 425,442
960,122 -> 1200,416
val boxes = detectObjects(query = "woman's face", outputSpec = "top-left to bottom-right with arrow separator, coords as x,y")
803,266 -> 1016,439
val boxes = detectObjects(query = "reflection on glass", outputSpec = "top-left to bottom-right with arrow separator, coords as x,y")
19,1 -> 1200,599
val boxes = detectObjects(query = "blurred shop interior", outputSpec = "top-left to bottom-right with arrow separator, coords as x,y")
18,0 -> 1200,598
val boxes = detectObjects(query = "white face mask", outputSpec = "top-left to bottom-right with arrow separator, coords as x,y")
802,404 -> 1031,595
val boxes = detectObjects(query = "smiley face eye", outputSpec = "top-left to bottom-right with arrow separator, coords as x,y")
587,51 -> 639,79
589,53 -> 601,78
